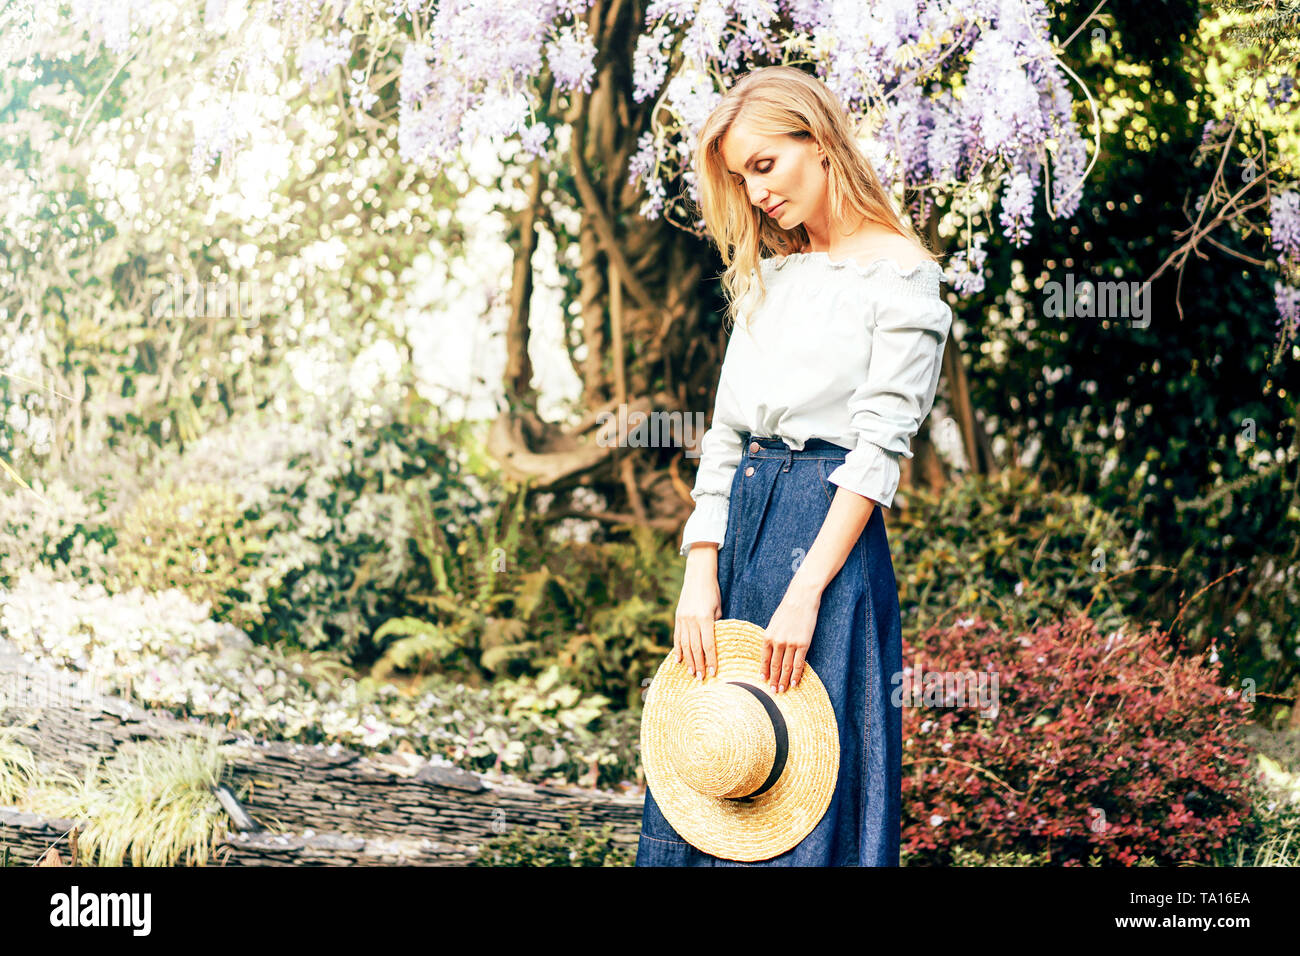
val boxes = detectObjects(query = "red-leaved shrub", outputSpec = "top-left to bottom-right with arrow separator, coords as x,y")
900,614 -> 1258,865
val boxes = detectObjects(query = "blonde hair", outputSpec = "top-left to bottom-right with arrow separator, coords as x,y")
693,65 -> 940,331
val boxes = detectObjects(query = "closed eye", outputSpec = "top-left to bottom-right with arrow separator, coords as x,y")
733,160 -> 773,185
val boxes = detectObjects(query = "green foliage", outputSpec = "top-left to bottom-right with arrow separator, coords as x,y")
0,563 -> 644,790
239,413 -> 464,659
0,14 -> 470,499
0,722 -> 41,807
16,729 -> 234,867
0,472 -> 119,592
374,483 -> 679,708
369,616 -> 461,681
560,526 -> 682,708
376,463 -> 1159,721
942,846 -> 1055,866
891,464 -> 1148,641
371,478 -> 535,682
399,667 -> 641,788
469,811 -> 633,867
957,0 -> 1300,699
61,401 -> 497,662
1209,747 -> 1300,867
108,478 -> 271,630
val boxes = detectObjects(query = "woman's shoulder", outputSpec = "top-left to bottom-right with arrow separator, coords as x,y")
840,231 -> 936,272
760,235 -> 946,297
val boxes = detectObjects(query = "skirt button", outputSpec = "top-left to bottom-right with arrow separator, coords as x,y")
749,441 -> 760,453
745,466 -> 755,476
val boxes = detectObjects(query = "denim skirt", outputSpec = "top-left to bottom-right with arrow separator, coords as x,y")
635,433 -> 902,866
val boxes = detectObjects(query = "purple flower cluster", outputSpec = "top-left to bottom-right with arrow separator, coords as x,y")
49,0 -> 1300,337
1270,189 -> 1300,272
1265,74 -> 1296,111
59,0 -> 1088,277
545,20 -> 598,94
299,29 -> 353,87
946,233 -> 989,296
623,0 -> 1088,291
68,0 -> 156,55
187,99 -> 253,181
1275,282 -> 1300,343
392,0 -> 593,170
348,69 -> 378,122
998,172 -> 1035,247
1200,117 -> 1233,148
1271,189 -> 1300,345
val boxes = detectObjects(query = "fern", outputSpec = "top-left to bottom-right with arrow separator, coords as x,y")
370,616 -> 461,680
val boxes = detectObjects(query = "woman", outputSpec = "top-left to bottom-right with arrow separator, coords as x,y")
636,65 -> 953,866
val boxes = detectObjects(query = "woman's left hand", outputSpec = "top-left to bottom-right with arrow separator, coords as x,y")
761,581 -> 822,693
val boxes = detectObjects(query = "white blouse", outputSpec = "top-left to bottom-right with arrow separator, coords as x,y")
679,251 -> 954,557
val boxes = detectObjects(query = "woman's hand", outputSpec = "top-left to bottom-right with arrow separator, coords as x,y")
675,545 -> 723,679
761,580 -> 822,693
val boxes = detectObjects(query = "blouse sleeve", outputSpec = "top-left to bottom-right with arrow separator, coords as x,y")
825,278 -> 953,509
679,346 -> 746,557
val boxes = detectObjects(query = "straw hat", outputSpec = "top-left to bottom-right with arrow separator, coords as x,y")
640,618 -> 839,861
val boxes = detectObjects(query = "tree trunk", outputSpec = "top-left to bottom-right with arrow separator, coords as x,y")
487,1 -> 995,540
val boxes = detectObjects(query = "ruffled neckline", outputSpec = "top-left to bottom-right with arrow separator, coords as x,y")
762,250 -> 946,283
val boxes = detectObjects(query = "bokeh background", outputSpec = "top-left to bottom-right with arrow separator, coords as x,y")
1,0 -> 1299,866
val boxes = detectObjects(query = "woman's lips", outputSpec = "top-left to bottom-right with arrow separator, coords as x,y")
767,201 -> 786,217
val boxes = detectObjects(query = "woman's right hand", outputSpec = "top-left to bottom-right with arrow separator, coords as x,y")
675,545 -> 723,679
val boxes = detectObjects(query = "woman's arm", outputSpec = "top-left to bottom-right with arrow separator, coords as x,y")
761,488 -> 876,693
764,272 -> 952,693
791,487 -> 876,594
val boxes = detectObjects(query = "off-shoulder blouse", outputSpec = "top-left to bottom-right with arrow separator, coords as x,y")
679,250 -> 954,557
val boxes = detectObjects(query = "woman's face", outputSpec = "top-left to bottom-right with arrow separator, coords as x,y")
719,119 -> 826,229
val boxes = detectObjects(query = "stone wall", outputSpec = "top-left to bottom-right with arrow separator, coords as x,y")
0,638 -> 644,866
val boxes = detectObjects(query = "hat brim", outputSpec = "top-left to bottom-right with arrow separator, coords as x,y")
641,618 -> 839,862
